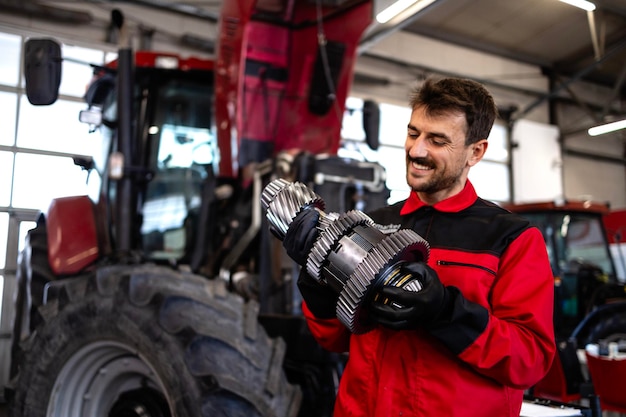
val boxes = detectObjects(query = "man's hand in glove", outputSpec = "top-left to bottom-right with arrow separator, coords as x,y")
297,272 -> 339,319
368,262 -> 449,330
283,209 -> 338,318
369,262 -> 489,353
283,208 -> 320,265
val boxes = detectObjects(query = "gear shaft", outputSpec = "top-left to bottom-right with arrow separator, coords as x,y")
261,178 -> 430,334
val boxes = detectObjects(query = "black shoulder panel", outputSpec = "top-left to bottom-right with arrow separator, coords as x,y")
402,199 -> 531,256
366,200 -> 404,226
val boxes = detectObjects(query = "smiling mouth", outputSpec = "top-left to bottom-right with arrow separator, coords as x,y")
410,160 -> 434,171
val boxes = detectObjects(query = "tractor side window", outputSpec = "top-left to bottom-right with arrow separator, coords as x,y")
522,211 -> 616,338
557,213 -> 616,335
562,214 -> 614,276
141,79 -> 214,262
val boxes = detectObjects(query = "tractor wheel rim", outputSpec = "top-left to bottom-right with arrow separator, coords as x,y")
47,341 -> 170,417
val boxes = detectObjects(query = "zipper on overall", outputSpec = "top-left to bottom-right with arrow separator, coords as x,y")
437,260 -> 496,276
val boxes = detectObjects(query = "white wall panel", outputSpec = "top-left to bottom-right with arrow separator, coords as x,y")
563,155 -> 626,209
512,119 -> 563,203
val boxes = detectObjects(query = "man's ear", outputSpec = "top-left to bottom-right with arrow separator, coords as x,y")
467,139 -> 488,167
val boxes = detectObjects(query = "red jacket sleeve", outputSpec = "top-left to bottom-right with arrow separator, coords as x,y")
457,227 -> 556,389
301,302 -> 351,353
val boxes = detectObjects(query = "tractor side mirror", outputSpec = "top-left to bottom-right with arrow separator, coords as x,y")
24,38 -> 62,105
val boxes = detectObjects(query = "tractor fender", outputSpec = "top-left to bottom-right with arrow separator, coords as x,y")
47,195 -> 99,275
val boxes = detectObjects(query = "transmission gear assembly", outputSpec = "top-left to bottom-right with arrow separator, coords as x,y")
261,178 -> 430,334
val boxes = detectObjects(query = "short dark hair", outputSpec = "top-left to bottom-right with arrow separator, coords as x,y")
409,77 -> 498,145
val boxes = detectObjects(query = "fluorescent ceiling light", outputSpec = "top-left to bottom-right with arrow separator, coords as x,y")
376,0 -> 435,24
558,0 -> 596,11
588,118 -> 626,136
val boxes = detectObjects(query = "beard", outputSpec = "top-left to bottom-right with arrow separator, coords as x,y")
406,156 -> 464,194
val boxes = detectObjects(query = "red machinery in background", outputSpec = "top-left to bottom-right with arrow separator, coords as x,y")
507,201 -> 626,406
10,2 -> 387,417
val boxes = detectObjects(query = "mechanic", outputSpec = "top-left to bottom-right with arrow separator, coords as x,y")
282,77 -> 556,416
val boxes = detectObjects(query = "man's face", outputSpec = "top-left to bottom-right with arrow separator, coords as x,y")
405,105 -> 487,205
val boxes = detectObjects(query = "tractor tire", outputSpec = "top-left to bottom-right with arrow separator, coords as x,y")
21,215 -> 56,330
9,264 -> 302,417
10,215 -> 55,378
571,302 -> 626,347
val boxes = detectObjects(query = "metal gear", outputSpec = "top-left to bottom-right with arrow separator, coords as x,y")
336,229 -> 428,333
261,178 -> 430,334
306,210 -> 373,282
261,178 -> 325,240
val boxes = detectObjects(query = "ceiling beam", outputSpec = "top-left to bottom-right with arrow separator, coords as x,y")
515,36 -> 626,120
0,0 -> 93,23
83,0 -> 220,21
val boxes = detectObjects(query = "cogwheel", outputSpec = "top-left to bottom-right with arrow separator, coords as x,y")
336,229 -> 430,334
306,210 -> 374,282
262,178 -> 433,335
261,179 -> 324,240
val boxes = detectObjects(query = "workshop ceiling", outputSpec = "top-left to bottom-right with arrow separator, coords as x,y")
114,0 -> 626,97
2,0 -> 625,97
399,0 -> 626,94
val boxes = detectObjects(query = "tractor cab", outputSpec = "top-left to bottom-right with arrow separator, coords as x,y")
75,52 -> 219,266
506,201 -> 625,340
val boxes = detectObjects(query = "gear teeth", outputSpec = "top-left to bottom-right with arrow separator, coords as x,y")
318,211 -> 339,229
261,179 -> 325,240
336,230 -> 430,334
260,178 -> 289,210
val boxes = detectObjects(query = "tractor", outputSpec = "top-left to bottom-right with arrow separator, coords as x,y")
8,1 -> 387,416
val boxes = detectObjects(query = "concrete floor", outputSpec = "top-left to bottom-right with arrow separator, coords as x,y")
0,401 -> 624,416
0,396 -> 623,417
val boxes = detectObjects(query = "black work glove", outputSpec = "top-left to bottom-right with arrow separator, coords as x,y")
297,271 -> 339,319
283,208 -> 320,266
368,262 -> 448,330
368,262 -> 489,355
